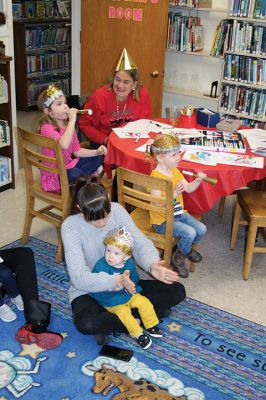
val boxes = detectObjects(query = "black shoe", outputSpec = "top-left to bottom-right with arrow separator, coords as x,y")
146,326 -> 163,338
162,308 -> 171,318
136,333 -> 152,349
187,249 -> 202,263
171,249 -> 189,278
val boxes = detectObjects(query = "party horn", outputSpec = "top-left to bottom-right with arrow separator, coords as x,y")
182,170 -> 217,185
77,109 -> 92,114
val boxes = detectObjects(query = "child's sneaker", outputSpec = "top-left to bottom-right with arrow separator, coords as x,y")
11,294 -> 24,311
0,303 -> 17,322
136,333 -> 152,349
15,324 -> 63,350
146,326 -> 163,338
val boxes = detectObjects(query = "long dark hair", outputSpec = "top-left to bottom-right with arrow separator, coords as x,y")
70,176 -> 111,221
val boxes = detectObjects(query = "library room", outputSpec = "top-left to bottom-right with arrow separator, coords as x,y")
0,1 -> 265,399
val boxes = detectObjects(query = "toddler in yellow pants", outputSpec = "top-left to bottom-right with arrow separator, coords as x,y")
91,227 -> 162,349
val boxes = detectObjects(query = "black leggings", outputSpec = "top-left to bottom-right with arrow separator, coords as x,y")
71,280 -> 186,335
0,247 -> 38,303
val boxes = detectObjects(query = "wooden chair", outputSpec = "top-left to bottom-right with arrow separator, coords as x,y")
117,167 -> 197,271
18,127 -> 71,263
230,189 -> 266,280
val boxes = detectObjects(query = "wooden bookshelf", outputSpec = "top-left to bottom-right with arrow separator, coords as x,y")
0,56 -> 15,192
164,1 -> 228,111
164,85 -> 219,101
13,18 -> 71,111
218,0 -> 266,127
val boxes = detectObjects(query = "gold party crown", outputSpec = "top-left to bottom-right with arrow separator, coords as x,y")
44,84 -> 64,107
150,133 -> 181,155
104,227 -> 134,255
115,48 -> 138,72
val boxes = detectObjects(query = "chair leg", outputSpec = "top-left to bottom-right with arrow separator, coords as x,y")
55,227 -> 63,263
243,222 -> 257,280
21,197 -> 35,244
164,246 -> 172,269
189,261 -> 195,272
218,196 -> 226,217
230,199 -> 241,250
100,174 -> 113,200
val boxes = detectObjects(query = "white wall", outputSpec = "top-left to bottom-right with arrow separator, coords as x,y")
71,0 -> 81,95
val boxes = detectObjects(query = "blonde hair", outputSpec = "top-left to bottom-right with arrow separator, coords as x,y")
109,69 -> 140,101
146,134 -> 181,160
104,227 -> 134,256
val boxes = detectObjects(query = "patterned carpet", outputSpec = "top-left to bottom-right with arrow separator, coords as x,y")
1,237 -> 265,400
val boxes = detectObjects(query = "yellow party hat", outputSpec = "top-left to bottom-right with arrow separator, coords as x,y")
115,48 -> 138,72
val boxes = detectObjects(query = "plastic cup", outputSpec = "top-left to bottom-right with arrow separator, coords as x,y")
165,106 -> 180,126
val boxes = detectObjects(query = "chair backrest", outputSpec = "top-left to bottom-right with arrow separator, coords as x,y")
117,167 -> 175,265
18,127 -> 70,209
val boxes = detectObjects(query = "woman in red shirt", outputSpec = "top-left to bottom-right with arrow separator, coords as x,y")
79,48 -> 152,148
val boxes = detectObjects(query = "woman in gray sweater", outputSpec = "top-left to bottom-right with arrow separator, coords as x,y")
61,176 -> 186,342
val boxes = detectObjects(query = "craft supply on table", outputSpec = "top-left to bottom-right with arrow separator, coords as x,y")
196,108 -> 220,128
180,131 -> 246,153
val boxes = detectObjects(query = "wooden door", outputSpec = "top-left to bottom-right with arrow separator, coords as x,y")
80,0 -> 168,117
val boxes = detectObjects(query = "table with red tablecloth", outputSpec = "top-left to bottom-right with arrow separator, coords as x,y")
104,121 -> 266,215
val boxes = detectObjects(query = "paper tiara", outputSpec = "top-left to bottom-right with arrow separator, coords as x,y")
103,227 -> 134,255
150,133 -> 181,154
44,84 -> 64,107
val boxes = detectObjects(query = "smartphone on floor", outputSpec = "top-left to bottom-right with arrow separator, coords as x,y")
99,344 -> 133,362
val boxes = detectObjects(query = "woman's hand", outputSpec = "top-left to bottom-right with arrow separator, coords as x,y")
115,270 -> 136,295
150,260 -> 179,284
97,145 -> 108,156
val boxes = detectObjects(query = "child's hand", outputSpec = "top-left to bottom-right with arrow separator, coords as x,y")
174,180 -> 187,195
97,145 -> 107,156
195,172 -> 206,181
67,108 -> 78,122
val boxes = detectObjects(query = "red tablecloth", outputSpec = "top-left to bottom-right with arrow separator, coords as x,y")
104,122 -> 266,214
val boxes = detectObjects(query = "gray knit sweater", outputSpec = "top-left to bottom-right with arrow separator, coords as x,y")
61,203 -> 159,304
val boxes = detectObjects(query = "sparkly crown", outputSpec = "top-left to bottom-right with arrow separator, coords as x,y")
103,227 -> 134,255
44,84 -> 64,107
150,133 -> 180,155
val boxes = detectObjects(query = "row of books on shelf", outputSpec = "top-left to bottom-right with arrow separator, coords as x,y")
0,121 -> 10,148
0,76 -> 8,103
27,76 -> 70,106
13,1 -> 70,20
220,84 -> 266,119
169,0 -> 212,7
25,26 -> 70,49
167,13 -> 203,52
210,19 -> 266,56
229,0 -> 266,19
224,54 -> 266,85
241,117 -> 266,127
26,52 -> 70,74
0,157 -> 11,186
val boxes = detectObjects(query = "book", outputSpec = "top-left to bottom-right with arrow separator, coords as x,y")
12,3 -> 23,18
57,1 -> 69,18
25,1 -> 36,18
192,25 -> 203,52
36,1 -> 45,19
